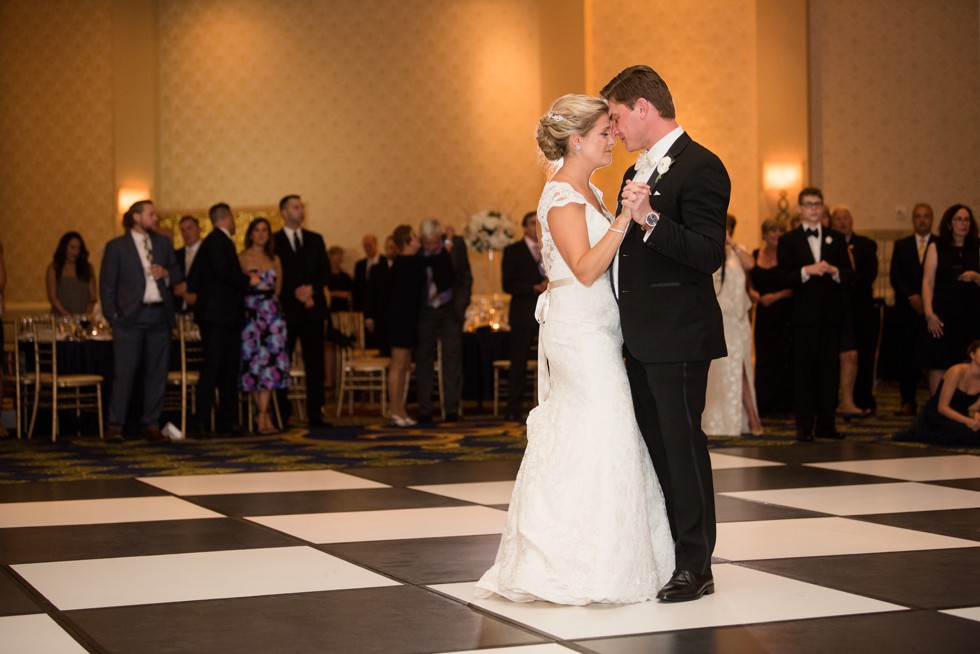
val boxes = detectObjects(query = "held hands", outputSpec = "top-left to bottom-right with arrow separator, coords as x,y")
533,279 -> 549,293
967,412 -> 980,432
926,313 -> 944,338
621,180 -> 652,224
957,270 -> 980,285
804,260 -> 837,277
295,284 -> 315,309
149,264 -> 168,281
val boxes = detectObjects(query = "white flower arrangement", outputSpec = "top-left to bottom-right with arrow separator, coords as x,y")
463,209 -> 517,253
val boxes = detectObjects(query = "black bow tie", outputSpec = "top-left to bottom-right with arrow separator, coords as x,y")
805,228 -> 819,238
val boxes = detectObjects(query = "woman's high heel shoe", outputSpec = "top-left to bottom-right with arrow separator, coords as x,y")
388,414 -> 417,427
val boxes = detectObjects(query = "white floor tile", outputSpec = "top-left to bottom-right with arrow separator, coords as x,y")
722,482 -> 980,515
710,452 -> 784,470
248,506 -> 507,543
437,646 -> 575,654
0,614 -> 88,654
715,517 -> 978,561
942,607 -> 980,623
808,455 -> 980,482
0,496 -> 220,529
431,564 -> 903,639
13,546 -> 398,611
137,470 -> 388,496
411,481 -> 515,505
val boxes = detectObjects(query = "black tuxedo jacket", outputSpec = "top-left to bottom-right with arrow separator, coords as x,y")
273,229 -> 330,323
777,226 -> 854,326
353,256 -> 390,321
846,233 -> 878,318
502,239 -> 546,329
194,229 -> 249,328
616,132 -> 729,363
890,234 -> 935,313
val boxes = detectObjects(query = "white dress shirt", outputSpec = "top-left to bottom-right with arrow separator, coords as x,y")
131,230 -> 164,304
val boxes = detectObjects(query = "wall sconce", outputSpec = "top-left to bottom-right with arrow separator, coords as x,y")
762,162 -> 803,221
117,186 -> 151,215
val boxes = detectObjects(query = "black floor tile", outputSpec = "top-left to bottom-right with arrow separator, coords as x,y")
321,534 -> 501,584
853,508 -> 980,542
741,547 -> 980,609
714,494 -> 828,523
185,487 -> 473,517
344,460 -> 521,487
930,477 -> 980,493
712,464 -> 894,493
717,442 -> 949,465
578,610 -> 980,654
0,567 -> 42,616
0,478 -> 167,503
0,518 -> 295,564
65,585 -> 545,654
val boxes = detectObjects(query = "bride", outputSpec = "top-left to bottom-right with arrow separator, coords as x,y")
475,94 -> 675,605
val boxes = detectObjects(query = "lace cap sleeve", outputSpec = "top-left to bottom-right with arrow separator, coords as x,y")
538,182 -> 586,226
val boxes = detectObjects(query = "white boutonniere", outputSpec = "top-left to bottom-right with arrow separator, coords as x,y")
824,235 -> 833,245
653,156 -> 673,184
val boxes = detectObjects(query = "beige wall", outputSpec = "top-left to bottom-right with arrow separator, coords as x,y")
0,0 -> 117,307
809,0 -> 980,230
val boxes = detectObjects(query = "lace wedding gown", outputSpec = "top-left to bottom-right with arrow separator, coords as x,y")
474,181 -> 675,605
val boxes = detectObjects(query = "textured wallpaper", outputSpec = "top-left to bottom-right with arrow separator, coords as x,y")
0,0 -> 116,306
587,0 -> 759,237
809,0 -> 980,230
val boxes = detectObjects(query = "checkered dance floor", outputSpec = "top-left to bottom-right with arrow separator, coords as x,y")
2,442 -> 979,653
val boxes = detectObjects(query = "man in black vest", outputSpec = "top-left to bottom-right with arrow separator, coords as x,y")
778,188 -> 854,441
501,211 -> 546,422
890,203 -> 935,415
603,65 -> 729,602
273,194 -> 330,427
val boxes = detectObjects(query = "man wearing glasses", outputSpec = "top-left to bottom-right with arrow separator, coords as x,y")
777,187 -> 854,441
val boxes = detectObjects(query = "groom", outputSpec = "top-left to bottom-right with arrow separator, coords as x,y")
602,65 -> 730,601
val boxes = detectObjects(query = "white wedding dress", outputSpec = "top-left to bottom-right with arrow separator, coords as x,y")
474,181 -> 675,605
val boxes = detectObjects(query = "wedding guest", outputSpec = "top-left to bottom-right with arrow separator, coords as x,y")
384,235 -> 398,264
749,219 -> 794,415
704,215 -> 762,436
239,218 -> 289,435
922,204 -> 980,393
0,239 -> 7,438
327,246 -> 353,312
501,211 -> 547,422
386,225 -> 426,427
273,194 -> 330,427
778,187 -> 853,441
895,340 -> 980,446
831,205 -> 878,417
352,234 -> 390,352
173,215 -> 202,313
890,203 -> 935,415
46,232 -> 97,316
414,218 -> 462,423
193,203 -> 250,437
100,200 -> 181,442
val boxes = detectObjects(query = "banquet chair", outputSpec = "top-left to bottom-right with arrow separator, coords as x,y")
164,314 -> 204,437
25,315 -> 104,441
287,343 -> 308,422
333,311 -> 391,417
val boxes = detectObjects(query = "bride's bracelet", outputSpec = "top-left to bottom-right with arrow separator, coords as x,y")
608,226 -> 627,234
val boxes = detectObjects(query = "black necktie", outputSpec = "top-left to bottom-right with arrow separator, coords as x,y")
805,228 -> 819,238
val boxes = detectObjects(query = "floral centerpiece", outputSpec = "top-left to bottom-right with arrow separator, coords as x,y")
463,209 -> 517,253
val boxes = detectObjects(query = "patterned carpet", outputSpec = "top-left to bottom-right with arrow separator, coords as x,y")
0,384 -> 972,483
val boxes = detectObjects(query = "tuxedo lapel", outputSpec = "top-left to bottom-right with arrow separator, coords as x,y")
648,132 -> 691,194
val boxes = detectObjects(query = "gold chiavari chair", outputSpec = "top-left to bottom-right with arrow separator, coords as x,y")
164,313 -> 203,437
333,311 -> 391,417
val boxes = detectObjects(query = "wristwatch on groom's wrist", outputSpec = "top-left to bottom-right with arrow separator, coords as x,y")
641,211 -> 660,232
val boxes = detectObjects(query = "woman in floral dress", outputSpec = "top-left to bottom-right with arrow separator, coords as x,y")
239,218 -> 290,434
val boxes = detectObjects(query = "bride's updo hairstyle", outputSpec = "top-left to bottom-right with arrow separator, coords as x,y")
536,94 -> 609,162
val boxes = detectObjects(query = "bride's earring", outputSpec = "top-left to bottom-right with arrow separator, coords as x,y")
574,144 -> 582,151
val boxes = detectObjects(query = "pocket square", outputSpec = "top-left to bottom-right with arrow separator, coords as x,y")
654,191 -> 662,196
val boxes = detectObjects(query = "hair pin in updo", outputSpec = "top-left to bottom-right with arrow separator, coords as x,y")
546,112 -> 565,122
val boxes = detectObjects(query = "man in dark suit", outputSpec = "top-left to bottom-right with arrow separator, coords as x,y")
890,203 -> 935,415
99,200 -> 182,441
173,215 -> 202,314
831,205 -> 879,415
778,187 -> 854,442
274,194 -> 330,427
193,203 -> 250,436
415,218 -> 463,422
602,65 -> 729,602
501,211 -> 547,421
352,234 -> 389,353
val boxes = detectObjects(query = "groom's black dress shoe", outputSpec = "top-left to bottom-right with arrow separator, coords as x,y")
656,569 -> 715,602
